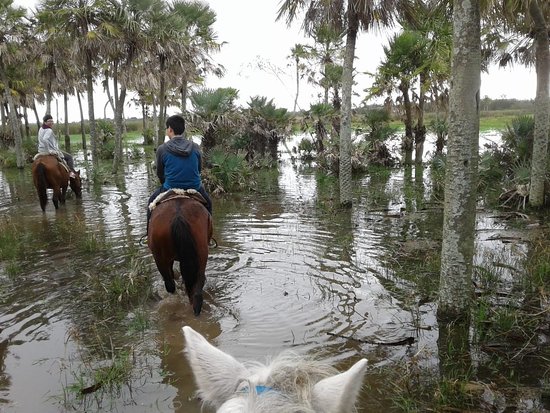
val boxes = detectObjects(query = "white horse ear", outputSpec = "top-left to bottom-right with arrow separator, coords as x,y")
312,358 -> 368,413
182,326 -> 249,409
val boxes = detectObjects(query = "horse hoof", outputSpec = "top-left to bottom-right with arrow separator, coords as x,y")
193,295 -> 203,316
164,280 -> 176,293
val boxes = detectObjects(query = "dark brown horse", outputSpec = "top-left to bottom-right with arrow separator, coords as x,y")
32,154 -> 82,212
148,191 -> 212,316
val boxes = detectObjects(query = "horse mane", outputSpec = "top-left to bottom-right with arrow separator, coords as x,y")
232,352 -> 340,413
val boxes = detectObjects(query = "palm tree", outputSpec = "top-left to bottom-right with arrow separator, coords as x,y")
101,0 -> 148,173
0,0 -> 28,168
188,87 -> 239,155
34,9 -> 80,150
289,43 -> 309,112
483,0 -> 549,207
245,96 -> 290,161
369,30 -> 425,165
171,0 -> 221,114
398,0 -> 453,164
368,1 -> 452,165
527,1 -> 549,207
138,0 -> 215,145
277,0 -> 397,207
438,0 -> 481,320
309,24 -> 345,107
37,0 -> 111,167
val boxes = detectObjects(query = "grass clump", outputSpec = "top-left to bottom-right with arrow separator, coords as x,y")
82,255 -> 154,314
0,220 -> 25,262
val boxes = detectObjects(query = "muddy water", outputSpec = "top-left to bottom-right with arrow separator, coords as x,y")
0,142 -> 531,412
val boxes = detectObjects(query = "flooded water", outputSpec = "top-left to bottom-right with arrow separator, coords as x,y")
0,136 -> 544,412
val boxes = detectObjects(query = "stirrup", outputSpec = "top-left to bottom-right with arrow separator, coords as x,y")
208,237 -> 218,248
139,234 -> 148,246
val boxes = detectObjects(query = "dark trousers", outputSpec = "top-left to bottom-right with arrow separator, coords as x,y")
146,186 -> 212,233
62,151 -> 75,171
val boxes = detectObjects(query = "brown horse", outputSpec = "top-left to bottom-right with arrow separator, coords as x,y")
148,190 -> 213,316
32,154 -> 82,212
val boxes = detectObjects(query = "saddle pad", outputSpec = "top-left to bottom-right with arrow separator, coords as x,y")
149,188 -> 206,211
33,152 -> 70,173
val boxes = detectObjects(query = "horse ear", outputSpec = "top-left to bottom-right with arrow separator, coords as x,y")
182,326 -> 249,409
311,358 -> 368,413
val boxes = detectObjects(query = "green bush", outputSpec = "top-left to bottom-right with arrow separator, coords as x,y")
501,115 -> 534,163
204,149 -> 254,193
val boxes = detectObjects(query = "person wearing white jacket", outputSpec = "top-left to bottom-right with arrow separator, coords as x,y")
37,114 -> 76,177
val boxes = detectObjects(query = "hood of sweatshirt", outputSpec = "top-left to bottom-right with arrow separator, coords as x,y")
164,136 -> 195,157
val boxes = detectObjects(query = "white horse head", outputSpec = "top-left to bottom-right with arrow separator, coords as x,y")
183,326 -> 368,413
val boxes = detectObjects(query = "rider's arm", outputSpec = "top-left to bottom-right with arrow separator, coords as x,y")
156,146 -> 165,184
41,129 -> 59,152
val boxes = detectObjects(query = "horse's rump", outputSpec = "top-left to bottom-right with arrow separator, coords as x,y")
148,196 -> 212,315
31,154 -> 81,211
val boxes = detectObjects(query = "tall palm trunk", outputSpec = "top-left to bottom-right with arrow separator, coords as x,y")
32,99 -> 40,128
64,91 -> 70,151
414,72 -> 427,164
157,56 -> 167,146
181,79 -> 188,113
86,53 -> 98,166
438,0 -> 480,321
76,91 -> 88,160
0,63 -> 24,168
400,82 -> 414,165
152,96 -> 159,148
46,81 -> 52,115
113,86 -> 127,174
339,4 -> 358,207
294,56 -> 300,111
23,105 -> 30,139
112,62 -> 127,174
528,0 -> 550,207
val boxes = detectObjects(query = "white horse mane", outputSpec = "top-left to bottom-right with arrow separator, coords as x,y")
183,326 -> 368,413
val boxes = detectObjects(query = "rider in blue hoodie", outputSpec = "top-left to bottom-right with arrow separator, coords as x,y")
146,114 -> 212,233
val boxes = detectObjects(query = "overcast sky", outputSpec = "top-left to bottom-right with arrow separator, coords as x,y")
205,0 -> 537,108
14,0 -> 538,122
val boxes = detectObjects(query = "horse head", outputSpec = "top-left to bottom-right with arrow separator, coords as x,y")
182,326 -> 368,413
69,170 -> 82,198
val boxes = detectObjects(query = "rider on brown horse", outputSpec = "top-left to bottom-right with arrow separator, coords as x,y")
146,114 -> 212,234
38,114 -> 77,177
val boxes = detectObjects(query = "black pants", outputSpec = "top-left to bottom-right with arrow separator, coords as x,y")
62,151 -> 75,171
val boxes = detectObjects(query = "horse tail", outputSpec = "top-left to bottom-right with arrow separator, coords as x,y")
36,163 -> 48,212
171,214 -> 199,298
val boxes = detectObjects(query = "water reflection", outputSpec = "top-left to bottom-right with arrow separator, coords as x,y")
0,139 -> 540,412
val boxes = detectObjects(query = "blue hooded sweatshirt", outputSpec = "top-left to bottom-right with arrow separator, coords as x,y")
155,136 -> 202,191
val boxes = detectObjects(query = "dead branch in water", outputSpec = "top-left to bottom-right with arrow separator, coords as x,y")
327,332 -> 415,346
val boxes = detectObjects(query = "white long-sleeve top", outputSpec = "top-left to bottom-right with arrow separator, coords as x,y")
37,127 -> 63,157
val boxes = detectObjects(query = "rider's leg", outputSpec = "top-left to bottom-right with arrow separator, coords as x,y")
146,187 -> 164,235
198,185 -> 212,215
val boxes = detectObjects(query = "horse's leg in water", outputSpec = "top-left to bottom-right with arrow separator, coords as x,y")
189,241 -> 208,315
60,183 -> 68,204
181,214 -> 209,316
153,256 -> 176,293
52,186 -> 61,209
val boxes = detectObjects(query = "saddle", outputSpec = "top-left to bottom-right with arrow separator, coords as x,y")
149,188 -> 207,212
34,152 -> 70,173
